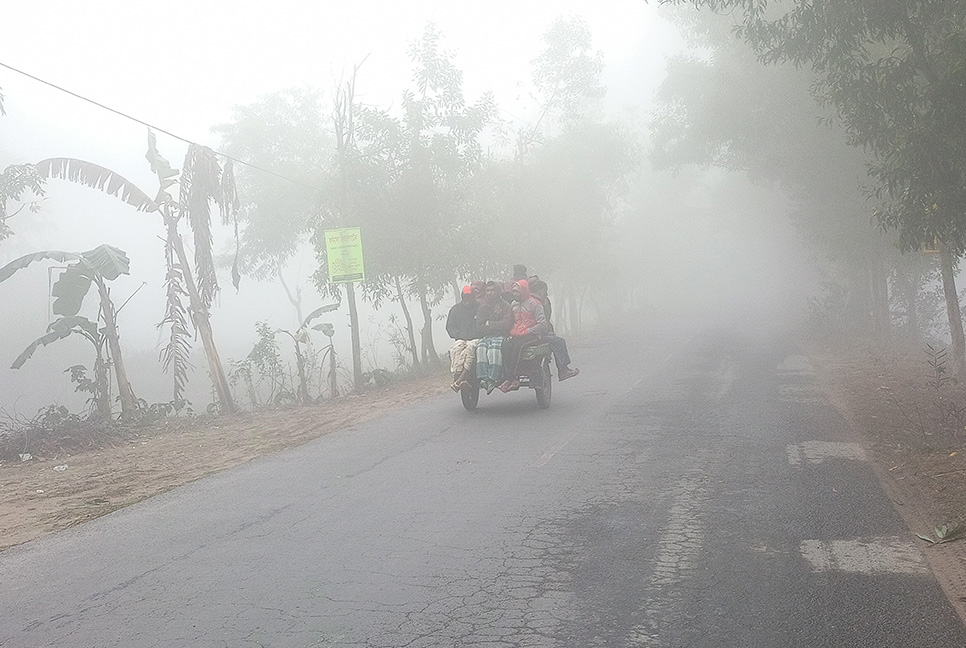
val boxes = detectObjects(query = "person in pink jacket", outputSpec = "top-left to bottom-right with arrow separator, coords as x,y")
499,279 -> 547,392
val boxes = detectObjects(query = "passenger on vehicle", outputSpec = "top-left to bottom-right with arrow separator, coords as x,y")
446,285 -> 480,391
503,264 -> 530,302
474,281 -> 513,394
529,280 -> 579,381
499,279 -> 548,392
471,280 -> 486,304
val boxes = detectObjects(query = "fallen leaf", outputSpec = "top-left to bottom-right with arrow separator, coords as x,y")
950,452 -> 958,457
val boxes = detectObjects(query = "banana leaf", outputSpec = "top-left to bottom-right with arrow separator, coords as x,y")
0,250 -> 78,283
51,264 -> 92,317
35,158 -> 159,213
0,245 -> 129,284
302,303 -> 339,328
81,244 -> 130,280
10,316 -> 99,369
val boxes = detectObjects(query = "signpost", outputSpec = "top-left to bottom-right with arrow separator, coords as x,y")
324,227 -> 365,283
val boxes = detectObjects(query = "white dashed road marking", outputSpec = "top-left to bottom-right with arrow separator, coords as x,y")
778,382 -> 823,403
778,355 -> 814,374
787,441 -> 867,465
800,536 -> 929,575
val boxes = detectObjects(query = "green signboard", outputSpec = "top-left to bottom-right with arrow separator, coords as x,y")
324,227 -> 365,283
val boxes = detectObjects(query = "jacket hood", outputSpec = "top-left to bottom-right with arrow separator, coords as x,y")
513,279 -> 530,302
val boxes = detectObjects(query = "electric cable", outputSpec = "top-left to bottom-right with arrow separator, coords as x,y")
0,61 -> 321,191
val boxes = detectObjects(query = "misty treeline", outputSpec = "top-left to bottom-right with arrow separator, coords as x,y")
214,21 -> 632,392
0,19 -> 635,420
656,1 -> 966,372
8,1 -> 965,426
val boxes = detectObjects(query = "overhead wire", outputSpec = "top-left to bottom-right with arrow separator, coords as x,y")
0,61 -> 321,192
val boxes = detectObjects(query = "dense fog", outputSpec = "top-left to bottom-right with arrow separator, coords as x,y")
0,2 -> 860,418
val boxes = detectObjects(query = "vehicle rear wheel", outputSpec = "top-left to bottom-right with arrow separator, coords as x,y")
461,383 -> 480,410
535,361 -> 552,409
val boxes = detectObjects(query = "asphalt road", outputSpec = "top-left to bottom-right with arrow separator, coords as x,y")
2,322 -> 965,647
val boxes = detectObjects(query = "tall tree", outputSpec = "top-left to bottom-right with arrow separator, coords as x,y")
520,16 -> 605,154
394,24 -> 495,362
212,89 -> 330,282
36,136 -> 238,412
497,16 -> 632,331
331,71 -> 365,388
331,25 -> 495,364
651,12 -> 894,334
666,0 -> 966,369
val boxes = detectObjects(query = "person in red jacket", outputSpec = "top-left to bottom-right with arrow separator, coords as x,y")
499,279 -> 547,392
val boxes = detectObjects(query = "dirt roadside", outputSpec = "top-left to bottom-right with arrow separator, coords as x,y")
0,374 -> 449,551
810,343 -> 966,622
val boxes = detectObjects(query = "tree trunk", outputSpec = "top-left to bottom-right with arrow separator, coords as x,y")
332,75 -> 364,393
556,288 -> 568,336
451,279 -> 461,306
939,244 -> 966,377
905,277 -> 919,335
566,289 -> 580,337
168,220 -> 236,413
327,342 -> 338,398
277,269 -> 304,327
394,275 -> 420,369
93,349 -> 112,420
847,259 -> 872,331
293,338 -> 310,404
95,279 -> 136,419
870,254 -> 891,343
892,268 -> 918,335
417,282 -> 438,364
344,282 -> 363,392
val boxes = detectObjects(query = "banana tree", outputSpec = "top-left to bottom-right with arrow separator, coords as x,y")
15,316 -> 112,418
0,244 -> 136,419
276,302 -> 339,403
35,132 -> 238,412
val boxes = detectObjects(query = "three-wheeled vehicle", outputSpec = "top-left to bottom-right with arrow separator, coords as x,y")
459,342 -> 552,410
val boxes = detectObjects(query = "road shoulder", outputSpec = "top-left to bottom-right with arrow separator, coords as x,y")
0,373 -> 448,550
810,344 -> 966,624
